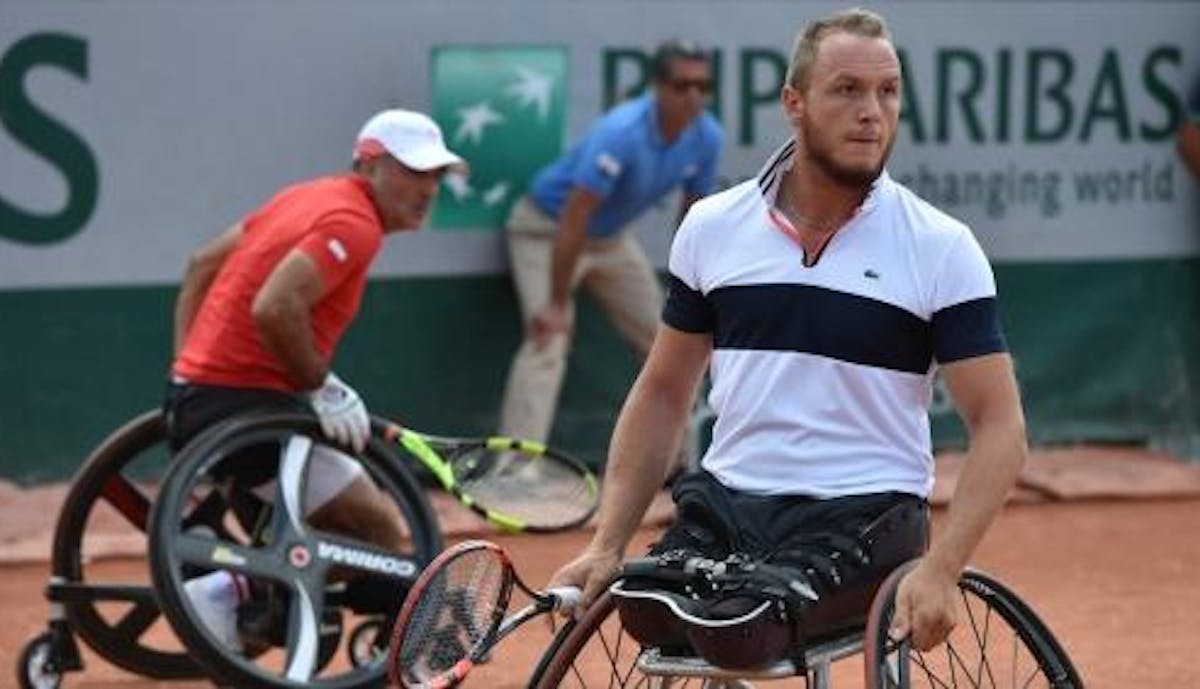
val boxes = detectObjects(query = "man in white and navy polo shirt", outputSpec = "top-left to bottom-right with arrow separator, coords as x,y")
550,7 -> 1028,657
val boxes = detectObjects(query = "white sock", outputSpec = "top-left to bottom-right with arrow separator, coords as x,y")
187,570 -> 248,606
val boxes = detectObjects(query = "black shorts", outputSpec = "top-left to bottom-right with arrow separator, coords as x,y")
650,470 -> 929,639
163,381 -> 310,485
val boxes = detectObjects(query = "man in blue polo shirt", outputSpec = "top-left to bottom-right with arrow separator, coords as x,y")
498,40 -> 724,459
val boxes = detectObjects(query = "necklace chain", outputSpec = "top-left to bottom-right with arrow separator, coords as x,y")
778,185 -> 846,234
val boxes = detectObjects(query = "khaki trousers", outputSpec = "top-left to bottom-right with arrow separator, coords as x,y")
499,196 -> 663,442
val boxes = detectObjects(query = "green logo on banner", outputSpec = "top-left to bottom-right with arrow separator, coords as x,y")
430,46 -> 568,231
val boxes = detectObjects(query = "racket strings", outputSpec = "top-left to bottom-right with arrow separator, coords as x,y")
452,448 -> 595,527
397,548 -> 506,684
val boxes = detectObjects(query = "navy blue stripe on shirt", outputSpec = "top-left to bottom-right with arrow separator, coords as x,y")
662,274 -> 716,333
709,284 -> 933,374
931,297 -> 1007,363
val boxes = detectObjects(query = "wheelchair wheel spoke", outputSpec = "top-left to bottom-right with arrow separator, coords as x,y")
910,649 -> 953,689
941,642 -> 982,688
1019,662 -> 1041,689
601,622 -> 641,689
283,579 -> 325,682
175,532 -> 282,581
615,634 -> 642,689
100,473 -> 151,531
567,659 -> 587,687
113,600 -> 160,640
976,603 -> 995,688
272,434 -> 313,541
181,487 -> 232,535
960,591 -> 997,689
593,622 -> 621,688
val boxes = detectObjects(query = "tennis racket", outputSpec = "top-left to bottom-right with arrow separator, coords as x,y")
387,540 -> 580,689
383,424 -> 599,533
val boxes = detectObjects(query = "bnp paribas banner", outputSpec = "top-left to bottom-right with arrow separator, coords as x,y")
2,1 -> 1200,481
428,47 -> 569,230
2,1 -> 1197,288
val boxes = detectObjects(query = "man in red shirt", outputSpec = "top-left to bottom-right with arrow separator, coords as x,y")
166,108 -> 465,651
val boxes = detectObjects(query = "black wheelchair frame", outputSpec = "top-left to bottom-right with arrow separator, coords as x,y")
18,408 -> 1085,689
17,409 -> 443,689
526,559 -> 1084,689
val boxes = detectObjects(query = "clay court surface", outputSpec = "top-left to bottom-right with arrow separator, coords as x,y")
2,496 -> 1198,688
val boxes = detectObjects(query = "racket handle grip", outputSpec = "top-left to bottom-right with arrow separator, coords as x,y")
546,586 -> 582,611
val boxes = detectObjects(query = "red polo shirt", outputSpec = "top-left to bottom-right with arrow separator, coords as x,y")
174,175 -> 383,392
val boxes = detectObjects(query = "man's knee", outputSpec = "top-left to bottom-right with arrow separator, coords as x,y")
308,472 -> 406,551
305,445 -> 366,512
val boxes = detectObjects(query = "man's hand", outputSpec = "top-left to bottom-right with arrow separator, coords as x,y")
307,372 -> 371,453
546,547 -> 623,619
530,301 -> 574,350
888,559 -> 960,651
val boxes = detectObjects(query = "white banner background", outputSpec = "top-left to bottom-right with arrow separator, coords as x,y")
1,0 -> 1198,288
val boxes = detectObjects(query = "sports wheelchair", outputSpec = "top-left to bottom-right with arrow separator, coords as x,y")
527,553 -> 1084,688
18,409 -> 443,689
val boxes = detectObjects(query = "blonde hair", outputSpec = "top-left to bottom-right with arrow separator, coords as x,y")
785,8 -> 893,91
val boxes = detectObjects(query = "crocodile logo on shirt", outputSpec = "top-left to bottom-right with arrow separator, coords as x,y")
429,46 -> 568,231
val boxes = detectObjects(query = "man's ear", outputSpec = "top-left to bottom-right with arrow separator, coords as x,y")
781,84 -> 804,127
354,155 -> 383,178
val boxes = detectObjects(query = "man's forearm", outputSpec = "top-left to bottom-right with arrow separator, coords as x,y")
925,420 -> 1026,576
590,375 -> 691,556
549,211 -> 588,306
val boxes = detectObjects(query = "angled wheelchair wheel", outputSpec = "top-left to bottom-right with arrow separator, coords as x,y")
49,409 -> 202,679
864,560 -> 1084,689
149,412 -> 442,689
527,590 -> 644,689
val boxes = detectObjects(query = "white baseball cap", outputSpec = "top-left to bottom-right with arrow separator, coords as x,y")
353,109 -> 467,173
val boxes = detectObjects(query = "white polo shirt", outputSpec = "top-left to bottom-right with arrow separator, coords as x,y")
664,140 -> 1006,498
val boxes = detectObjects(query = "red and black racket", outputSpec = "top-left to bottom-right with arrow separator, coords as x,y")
387,540 -> 580,689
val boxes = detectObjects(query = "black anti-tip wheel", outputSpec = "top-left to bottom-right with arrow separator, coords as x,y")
17,633 -> 63,689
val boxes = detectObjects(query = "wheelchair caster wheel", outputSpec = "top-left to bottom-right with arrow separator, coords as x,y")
17,633 -> 63,689
347,618 -> 386,667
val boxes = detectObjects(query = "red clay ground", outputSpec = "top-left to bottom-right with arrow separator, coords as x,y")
3,497 -> 1198,688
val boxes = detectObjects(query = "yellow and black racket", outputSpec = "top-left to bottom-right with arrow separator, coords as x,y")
383,424 -> 599,533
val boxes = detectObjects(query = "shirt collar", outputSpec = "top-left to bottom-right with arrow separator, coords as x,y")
755,138 -> 889,215
646,92 -> 700,148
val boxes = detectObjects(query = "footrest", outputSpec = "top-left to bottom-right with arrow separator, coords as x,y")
635,647 -> 799,679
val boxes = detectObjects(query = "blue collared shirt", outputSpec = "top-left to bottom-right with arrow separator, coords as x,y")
529,94 -> 723,238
